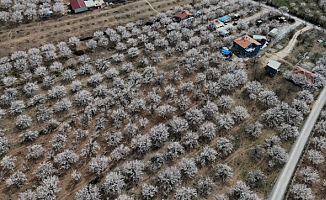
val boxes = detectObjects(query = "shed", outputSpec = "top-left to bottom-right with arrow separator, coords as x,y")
268,28 -> 278,37
219,15 -> 231,23
69,0 -> 88,13
265,60 -> 281,75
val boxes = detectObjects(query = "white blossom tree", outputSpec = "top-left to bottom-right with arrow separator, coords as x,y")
245,121 -> 263,139
89,156 -> 109,175
142,183 -> 157,200
6,170 -> 26,188
158,166 -> 181,195
215,163 -> 233,183
290,184 -> 314,200
122,159 -> 145,183
175,187 -> 197,200
102,172 -> 126,197
36,176 -> 61,200
54,149 -> 79,169
75,184 -> 101,200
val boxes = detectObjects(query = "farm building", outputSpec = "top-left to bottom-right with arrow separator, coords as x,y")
253,35 -> 267,45
219,15 -> 231,23
69,0 -> 88,13
291,66 -> 313,83
174,10 -> 194,22
265,60 -> 281,75
232,35 -> 261,57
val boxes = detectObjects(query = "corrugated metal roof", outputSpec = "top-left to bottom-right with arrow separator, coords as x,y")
84,0 -> 96,7
267,60 -> 281,70
69,0 -> 86,10
253,35 -> 267,41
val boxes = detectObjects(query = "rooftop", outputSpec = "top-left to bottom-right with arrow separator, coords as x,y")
291,66 -> 313,84
69,0 -> 87,10
234,35 -> 261,49
175,10 -> 193,20
267,60 -> 281,70
253,35 -> 267,41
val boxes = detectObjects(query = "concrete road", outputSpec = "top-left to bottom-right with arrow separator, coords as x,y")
268,85 -> 326,200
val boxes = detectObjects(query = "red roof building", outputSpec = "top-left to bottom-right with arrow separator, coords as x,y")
69,0 -> 88,13
291,66 -> 313,84
174,10 -> 193,20
232,35 -> 262,57
233,35 -> 261,49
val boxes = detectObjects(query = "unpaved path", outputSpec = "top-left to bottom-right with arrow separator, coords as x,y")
267,26 -> 312,65
274,26 -> 312,59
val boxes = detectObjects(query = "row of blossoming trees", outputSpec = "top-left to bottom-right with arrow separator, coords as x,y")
0,0 -> 325,199
289,104 -> 326,198
0,0 -> 65,24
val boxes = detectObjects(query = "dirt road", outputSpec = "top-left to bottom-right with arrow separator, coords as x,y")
274,26 -> 312,59
267,26 -> 311,65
